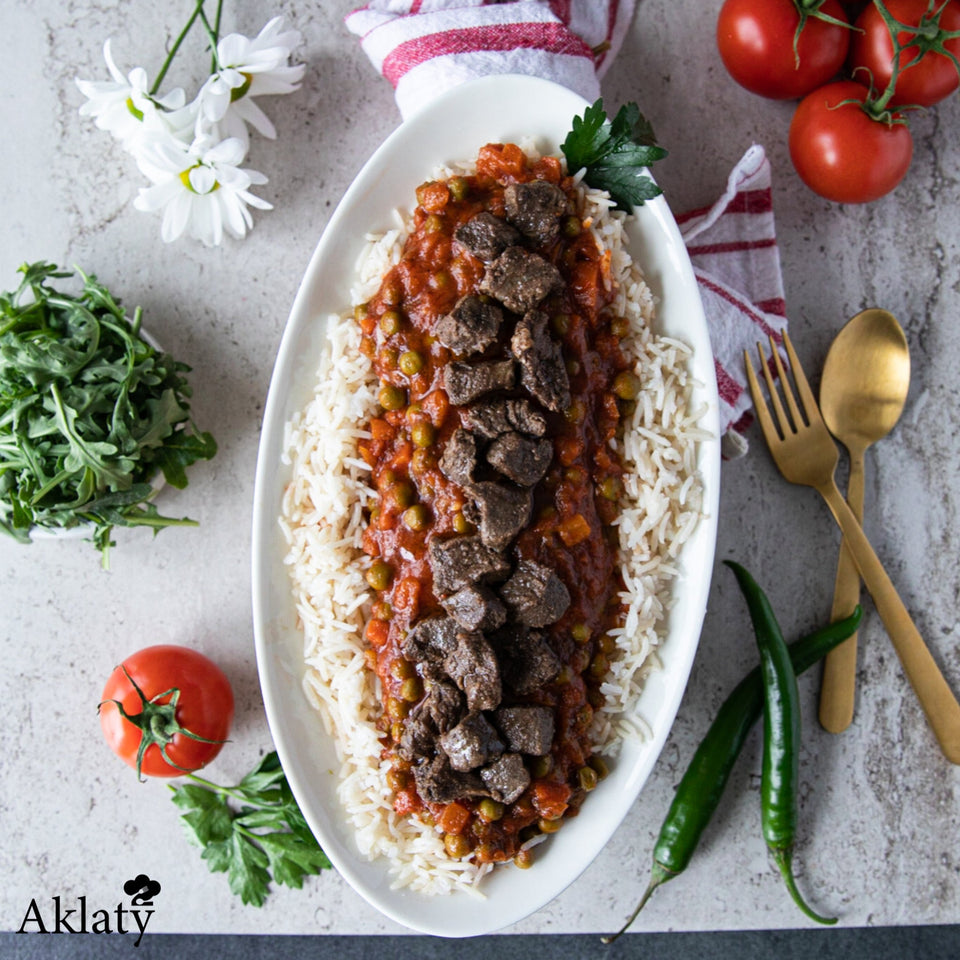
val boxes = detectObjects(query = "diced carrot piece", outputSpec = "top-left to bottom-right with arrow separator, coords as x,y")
365,619 -> 390,648
559,513 -> 591,547
556,435 -> 584,466
416,181 -> 451,213
476,143 -> 527,180
393,788 -> 422,816
439,801 -> 471,835
532,781 -> 571,820
392,577 -> 421,618
422,390 -> 449,428
531,155 -> 562,183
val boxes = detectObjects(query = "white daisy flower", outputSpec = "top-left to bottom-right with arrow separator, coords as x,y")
133,134 -> 272,247
195,16 -> 306,146
76,40 -> 186,147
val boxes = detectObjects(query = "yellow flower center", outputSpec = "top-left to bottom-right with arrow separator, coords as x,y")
126,97 -> 144,121
230,73 -> 253,102
178,165 -> 219,195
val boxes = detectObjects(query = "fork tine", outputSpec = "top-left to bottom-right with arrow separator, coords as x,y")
767,335 -> 804,429
782,331 -> 822,426
757,340 -> 791,437
743,348 -> 781,448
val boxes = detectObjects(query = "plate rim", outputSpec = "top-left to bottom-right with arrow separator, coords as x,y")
251,73 -> 721,937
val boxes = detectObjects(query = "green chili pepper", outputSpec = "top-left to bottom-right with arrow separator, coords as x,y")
727,561 -> 837,926
603,566 -> 860,942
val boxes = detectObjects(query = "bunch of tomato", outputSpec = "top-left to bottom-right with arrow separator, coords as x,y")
716,0 -> 960,202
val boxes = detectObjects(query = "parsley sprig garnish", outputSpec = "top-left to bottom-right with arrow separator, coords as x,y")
0,261 -> 217,564
171,751 -> 332,907
561,98 -> 668,210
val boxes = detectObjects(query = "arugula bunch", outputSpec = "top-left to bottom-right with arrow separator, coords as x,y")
561,99 -> 668,210
171,752 -> 332,906
0,261 -> 216,563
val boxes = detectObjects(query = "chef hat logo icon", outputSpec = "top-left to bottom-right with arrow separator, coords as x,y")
123,874 -> 162,906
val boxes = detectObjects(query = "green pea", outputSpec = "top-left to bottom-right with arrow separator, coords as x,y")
379,309 -> 402,336
365,560 -> 392,591
406,401 -> 423,421
578,766 -> 599,792
400,676 -> 423,702
478,799 -> 505,822
393,482 -> 415,509
386,696 -> 409,720
448,177 -> 470,202
378,347 -> 398,370
588,754 -> 610,781
424,214 -> 443,233
613,370 -> 642,400
411,422 -> 435,448
599,476 -> 623,501
571,623 -> 591,645
529,754 -> 553,779
551,313 -> 571,336
610,316 -> 630,338
444,834 -> 471,859
562,215 -> 582,238
378,384 -> 406,411
353,302 -> 369,322
411,448 -> 435,475
399,350 -> 424,376
452,511 -> 474,534
403,504 -> 430,531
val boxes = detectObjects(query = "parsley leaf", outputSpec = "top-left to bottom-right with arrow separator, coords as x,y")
170,751 -> 333,907
0,261 -> 217,564
561,99 -> 668,211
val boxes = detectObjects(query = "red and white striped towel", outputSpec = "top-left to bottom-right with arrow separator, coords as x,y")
678,144 -> 788,457
346,1 -> 788,454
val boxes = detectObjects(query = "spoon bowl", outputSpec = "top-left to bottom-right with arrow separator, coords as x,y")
818,308 -> 910,733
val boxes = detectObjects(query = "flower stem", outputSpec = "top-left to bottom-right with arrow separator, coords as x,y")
150,0 -> 207,96
197,3 -> 223,72
211,0 -> 225,72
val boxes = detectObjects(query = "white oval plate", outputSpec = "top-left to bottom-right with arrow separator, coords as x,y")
252,75 -> 720,937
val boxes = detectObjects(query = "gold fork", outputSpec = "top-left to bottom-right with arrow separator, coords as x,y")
744,332 -> 960,764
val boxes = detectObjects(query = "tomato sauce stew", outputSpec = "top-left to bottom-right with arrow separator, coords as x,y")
355,143 -> 640,867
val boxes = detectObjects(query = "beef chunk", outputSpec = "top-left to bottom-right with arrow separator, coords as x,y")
454,212 -> 521,262
440,583 -> 507,632
398,681 -> 465,761
439,428 -> 477,487
443,359 -> 516,404
462,398 -> 548,439
444,630 -> 502,712
467,481 -> 532,551
499,559 -> 571,627
480,247 -> 562,314
439,712 -> 505,771
494,705 -> 555,756
428,535 -> 511,596
503,180 -> 568,245
486,431 -> 553,486
492,626 -> 563,695
401,616 -> 460,680
434,295 -> 503,356
511,310 -> 571,413
413,754 -> 488,804
480,753 -> 530,805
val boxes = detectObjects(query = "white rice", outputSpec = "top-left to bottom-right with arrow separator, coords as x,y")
279,156 -> 706,894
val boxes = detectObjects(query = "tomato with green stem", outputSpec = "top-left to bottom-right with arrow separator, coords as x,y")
99,645 -> 234,779
717,0 -> 852,99
849,0 -> 960,107
788,79 -> 913,202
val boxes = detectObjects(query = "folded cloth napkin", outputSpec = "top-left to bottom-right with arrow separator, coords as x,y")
346,0 -> 788,455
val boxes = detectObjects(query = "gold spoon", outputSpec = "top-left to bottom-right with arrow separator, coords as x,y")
818,308 -> 911,733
